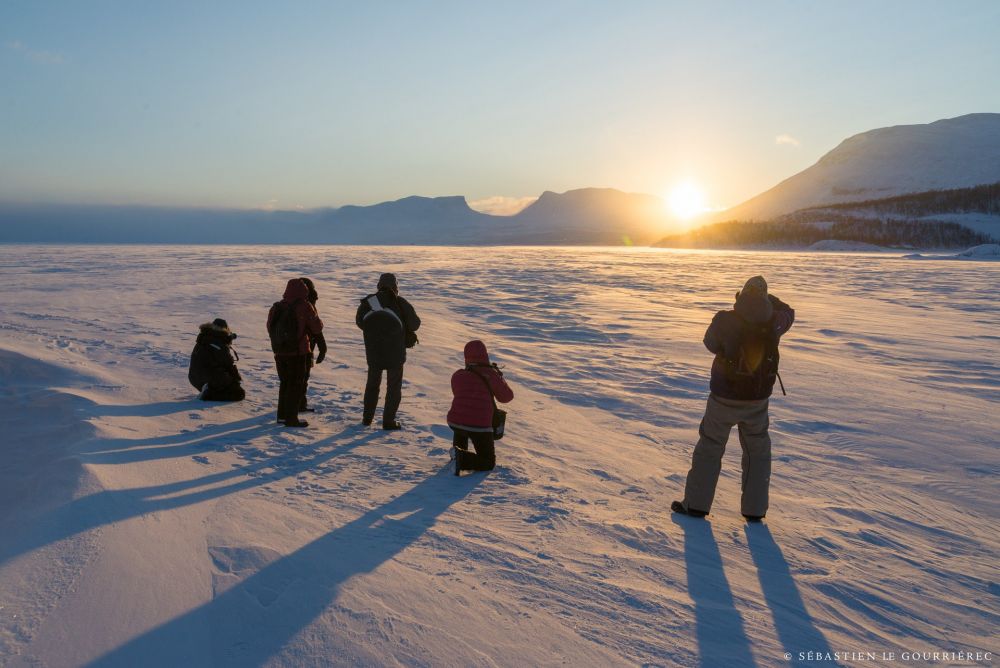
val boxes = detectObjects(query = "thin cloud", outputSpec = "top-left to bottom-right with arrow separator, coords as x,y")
468,195 -> 537,216
6,39 -> 65,65
775,134 -> 801,147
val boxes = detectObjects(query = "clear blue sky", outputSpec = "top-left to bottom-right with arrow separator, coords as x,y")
2,0 -> 998,211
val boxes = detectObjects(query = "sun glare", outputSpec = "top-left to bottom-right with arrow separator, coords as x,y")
667,181 -> 708,220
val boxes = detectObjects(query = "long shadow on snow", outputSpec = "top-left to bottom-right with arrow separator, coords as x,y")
80,416 -> 272,464
745,525 -> 834,661
91,399 -> 214,417
673,515 -> 757,668
0,426 -> 378,567
88,465 -> 484,667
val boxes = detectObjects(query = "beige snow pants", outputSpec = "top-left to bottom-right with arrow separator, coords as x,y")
682,393 -> 772,517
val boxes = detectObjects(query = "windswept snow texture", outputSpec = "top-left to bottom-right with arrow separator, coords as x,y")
1,246 -> 997,667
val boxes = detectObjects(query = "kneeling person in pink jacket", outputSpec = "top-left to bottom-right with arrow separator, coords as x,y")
447,340 -> 514,472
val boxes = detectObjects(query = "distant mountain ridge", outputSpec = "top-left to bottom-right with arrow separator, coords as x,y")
714,113 -> 1000,222
0,188 -> 676,245
4,113 -> 1000,245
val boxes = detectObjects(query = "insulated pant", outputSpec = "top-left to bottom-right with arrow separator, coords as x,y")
453,429 -> 496,471
682,393 -> 772,517
201,383 -> 246,402
363,365 -> 403,425
275,354 -> 308,422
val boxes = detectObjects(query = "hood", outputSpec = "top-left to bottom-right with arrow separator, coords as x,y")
283,278 -> 308,302
300,277 -> 318,304
734,293 -> 774,324
198,321 -> 235,342
464,340 -> 490,365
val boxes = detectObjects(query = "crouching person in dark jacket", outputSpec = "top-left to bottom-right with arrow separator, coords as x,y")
447,340 -> 514,473
673,276 -> 794,522
355,273 -> 420,430
188,318 -> 246,401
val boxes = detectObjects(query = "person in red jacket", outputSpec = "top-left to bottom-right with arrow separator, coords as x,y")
267,278 -> 324,428
447,340 -> 514,472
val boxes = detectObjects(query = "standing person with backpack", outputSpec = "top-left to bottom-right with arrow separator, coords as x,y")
672,276 -> 795,522
298,277 -> 328,413
267,278 -> 324,428
447,340 -> 514,474
355,273 -> 420,430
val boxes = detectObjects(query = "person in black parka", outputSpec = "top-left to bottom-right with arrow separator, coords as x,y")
355,273 -> 421,429
188,318 -> 246,401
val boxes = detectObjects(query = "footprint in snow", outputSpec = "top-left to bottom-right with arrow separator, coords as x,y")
192,455 -> 210,464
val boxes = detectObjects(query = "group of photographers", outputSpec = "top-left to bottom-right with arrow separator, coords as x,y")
188,272 -> 513,473
188,273 -> 794,519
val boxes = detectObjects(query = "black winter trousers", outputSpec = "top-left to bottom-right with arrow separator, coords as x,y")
453,429 -> 495,471
275,354 -> 308,422
363,365 -> 403,425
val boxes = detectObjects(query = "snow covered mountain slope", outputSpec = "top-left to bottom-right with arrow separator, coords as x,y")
718,113 -> 1000,222
1,246 -> 997,666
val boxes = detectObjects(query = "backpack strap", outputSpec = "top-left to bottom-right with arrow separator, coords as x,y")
363,295 -> 403,327
468,367 -> 499,409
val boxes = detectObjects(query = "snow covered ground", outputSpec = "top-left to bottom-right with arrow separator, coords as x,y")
1,245 -> 997,667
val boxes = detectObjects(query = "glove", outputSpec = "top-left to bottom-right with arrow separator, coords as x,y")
315,349 -> 326,364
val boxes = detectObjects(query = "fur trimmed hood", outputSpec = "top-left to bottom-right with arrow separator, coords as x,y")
198,320 -> 236,342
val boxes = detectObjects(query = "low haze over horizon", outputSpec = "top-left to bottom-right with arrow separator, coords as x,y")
2,1 -> 999,215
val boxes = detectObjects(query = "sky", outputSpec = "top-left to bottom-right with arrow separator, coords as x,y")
2,1 -> 999,214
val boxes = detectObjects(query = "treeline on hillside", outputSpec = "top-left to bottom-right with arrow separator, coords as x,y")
797,181 -> 1000,219
656,219 -> 993,249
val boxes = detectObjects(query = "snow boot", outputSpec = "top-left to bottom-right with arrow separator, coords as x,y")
382,421 -> 402,431
362,416 -> 373,426
671,500 -> 708,518
743,514 -> 765,523
284,419 -> 309,428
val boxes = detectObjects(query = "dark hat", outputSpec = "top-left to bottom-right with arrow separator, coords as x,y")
740,276 -> 768,298
377,272 -> 398,294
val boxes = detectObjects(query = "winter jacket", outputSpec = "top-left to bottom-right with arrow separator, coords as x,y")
704,293 -> 794,400
267,279 -> 325,357
447,340 -> 514,431
355,289 -> 421,369
188,324 -> 242,391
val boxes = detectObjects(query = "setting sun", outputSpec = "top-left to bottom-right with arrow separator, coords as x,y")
667,181 -> 708,220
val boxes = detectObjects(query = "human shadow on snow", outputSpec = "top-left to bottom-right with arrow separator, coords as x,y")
87,465 -> 484,667
745,524 -> 834,661
673,515 -> 757,667
91,399 -> 213,417
0,426 -> 380,568
79,415 -> 272,464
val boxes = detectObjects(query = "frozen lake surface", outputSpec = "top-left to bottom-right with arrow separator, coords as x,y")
1,245 -> 997,666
